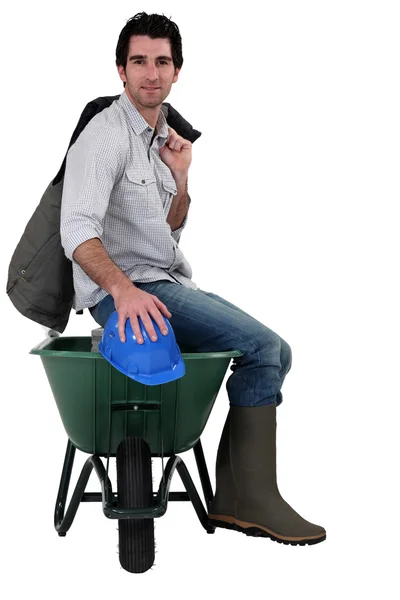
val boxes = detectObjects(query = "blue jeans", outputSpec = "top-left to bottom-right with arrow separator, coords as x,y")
89,280 -> 292,408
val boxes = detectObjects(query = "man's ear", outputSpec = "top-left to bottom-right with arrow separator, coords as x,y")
117,64 -> 126,84
172,67 -> 181,84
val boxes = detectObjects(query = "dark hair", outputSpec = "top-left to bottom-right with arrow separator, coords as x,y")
116,12 -> 183,87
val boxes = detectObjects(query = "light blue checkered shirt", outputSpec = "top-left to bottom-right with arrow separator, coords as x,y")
60,90 -> 198,311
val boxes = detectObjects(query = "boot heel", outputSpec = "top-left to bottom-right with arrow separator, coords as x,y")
208,514 -> 237,532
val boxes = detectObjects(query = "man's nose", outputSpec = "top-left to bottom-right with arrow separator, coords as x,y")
146,63 -> 159,80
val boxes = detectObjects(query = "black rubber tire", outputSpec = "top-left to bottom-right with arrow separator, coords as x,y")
116,436 -> 155,573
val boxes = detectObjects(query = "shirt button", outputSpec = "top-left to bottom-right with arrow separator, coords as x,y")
147,127 -> 152,132
142,179 -> 145,184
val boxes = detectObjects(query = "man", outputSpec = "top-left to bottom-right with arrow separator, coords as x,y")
60,12 -> 326,545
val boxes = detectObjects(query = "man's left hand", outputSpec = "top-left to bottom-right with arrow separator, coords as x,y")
159,127 -> 192,175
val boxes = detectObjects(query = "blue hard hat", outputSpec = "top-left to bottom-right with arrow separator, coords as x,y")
98,310 -> 185,386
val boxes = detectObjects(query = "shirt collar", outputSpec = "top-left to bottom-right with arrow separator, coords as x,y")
119,89 -> 169,139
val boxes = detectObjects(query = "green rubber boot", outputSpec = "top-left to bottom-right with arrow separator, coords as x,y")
208,409 -> 236,528
209,402 -> 326,546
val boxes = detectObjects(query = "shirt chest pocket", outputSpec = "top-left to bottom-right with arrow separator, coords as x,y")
162,175 -> 177,197
161,174 -> 177,212
124,169 -> 160,218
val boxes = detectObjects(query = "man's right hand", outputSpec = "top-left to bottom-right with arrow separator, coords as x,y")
112,285 -> 172,343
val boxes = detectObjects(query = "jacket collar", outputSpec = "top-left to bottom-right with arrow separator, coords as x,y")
119,89 -> 169,139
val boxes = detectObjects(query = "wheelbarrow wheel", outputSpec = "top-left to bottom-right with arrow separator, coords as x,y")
116,436 -> 155,573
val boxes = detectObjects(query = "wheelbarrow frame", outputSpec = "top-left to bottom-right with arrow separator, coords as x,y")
55,434 -> 215,536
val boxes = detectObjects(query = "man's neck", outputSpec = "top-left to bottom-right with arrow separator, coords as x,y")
125,88 -> 160,129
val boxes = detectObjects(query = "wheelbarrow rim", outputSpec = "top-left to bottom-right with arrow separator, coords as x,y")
30,336 -> 244,360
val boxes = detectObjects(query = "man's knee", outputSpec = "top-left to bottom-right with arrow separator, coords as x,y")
257,330 -> 292,371
280,337 -> 292,374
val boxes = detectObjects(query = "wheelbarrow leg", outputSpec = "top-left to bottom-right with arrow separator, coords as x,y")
176,459 -> 215,534
54,440 -> 76,535
54,440 -> 113,536
193,439 -> 214,512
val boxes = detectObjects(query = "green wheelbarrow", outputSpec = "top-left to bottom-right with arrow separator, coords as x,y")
31,335 -> 242,573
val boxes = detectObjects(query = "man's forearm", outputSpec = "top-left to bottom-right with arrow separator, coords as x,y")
167,171 -> 189,231
73,238 -> 134,297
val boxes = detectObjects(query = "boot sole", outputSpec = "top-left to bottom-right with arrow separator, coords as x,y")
208,514 -> 326,546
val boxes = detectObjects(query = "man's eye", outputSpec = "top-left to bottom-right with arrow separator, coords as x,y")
134,60 -> 168,65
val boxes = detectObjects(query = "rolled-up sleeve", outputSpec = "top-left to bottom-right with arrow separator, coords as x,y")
60,125 -> 122,262
170,194 -> 191,245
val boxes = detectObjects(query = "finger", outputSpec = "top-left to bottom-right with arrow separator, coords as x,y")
148,307 -> 169,336
173,140 -> 183,151
156,311 -> 169,336
139,312 -> 159,342
117,313 -> 127,343
167,126 -> 177,137
128,313 -> 144,344
169,138 -> 182,151
166,138 -> 176,150
166,128 -> 175,146
153,297 -> 172,318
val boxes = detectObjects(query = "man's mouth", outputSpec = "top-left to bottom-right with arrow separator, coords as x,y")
142,87 -> 160,91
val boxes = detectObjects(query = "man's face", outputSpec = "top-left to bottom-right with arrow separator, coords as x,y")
117,35 -> 180,109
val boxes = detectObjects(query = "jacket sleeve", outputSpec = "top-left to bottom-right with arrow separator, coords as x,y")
170,194 -> 191,245
60,124 -> 122,262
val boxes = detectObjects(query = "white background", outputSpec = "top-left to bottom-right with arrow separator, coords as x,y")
1,0 -> 399,597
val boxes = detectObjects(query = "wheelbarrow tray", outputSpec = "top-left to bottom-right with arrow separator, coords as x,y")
31,336 -> 242,457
